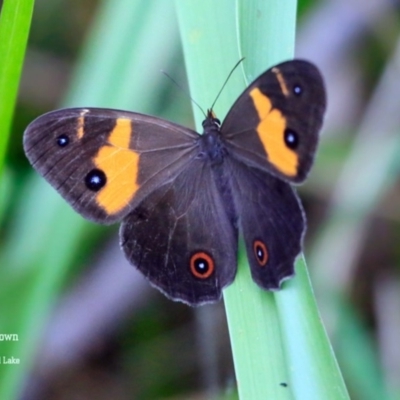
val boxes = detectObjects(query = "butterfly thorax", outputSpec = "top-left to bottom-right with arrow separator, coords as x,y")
198,111 -> 226,165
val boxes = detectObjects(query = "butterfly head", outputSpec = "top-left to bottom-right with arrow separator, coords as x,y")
202,109 -> 221,131
199,109 -> 226,163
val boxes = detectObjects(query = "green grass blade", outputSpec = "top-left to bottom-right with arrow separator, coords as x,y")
176,0 -> 349,398
0,0 -> 35,397
275,257 -> 349,399
176,1 -> 291,398
0,0 -> 35,175
237,0 -> 296,81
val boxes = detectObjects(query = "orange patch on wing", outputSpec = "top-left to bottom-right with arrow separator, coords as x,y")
94,118 -> 140,215
77,110 -> 88,139
272,67 -> 289,97
249,87 -> 298,176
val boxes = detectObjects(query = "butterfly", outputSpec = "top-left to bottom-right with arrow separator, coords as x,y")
23,60 -> 326,306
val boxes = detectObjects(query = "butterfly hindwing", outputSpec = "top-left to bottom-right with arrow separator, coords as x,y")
221,60 -> 326,183
120,158 -> 238,305
226,157 -> 305,289
23,108 -> 198,223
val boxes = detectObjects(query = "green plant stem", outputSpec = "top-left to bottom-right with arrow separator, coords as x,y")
175,1 -> 291,398
0,0 -> 35,176
176,0 -> 350,398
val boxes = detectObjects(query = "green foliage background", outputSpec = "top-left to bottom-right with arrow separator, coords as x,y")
0,0 -> 400,399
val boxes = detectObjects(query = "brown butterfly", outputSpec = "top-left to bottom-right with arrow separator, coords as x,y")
23,60 -> 326,305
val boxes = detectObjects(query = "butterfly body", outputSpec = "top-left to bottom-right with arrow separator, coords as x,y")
24,60 -> 326,305
197,115 -> 227,164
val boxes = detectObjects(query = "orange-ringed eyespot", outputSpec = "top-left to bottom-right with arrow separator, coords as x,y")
190,252 -> 215,279
253,240 -> 268,267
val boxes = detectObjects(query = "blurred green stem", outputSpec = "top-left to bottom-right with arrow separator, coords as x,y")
176,1 -> 349,398
0,0 -> 35,176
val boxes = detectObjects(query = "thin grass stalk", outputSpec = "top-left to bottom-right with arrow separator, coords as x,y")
176,0 -> 349,398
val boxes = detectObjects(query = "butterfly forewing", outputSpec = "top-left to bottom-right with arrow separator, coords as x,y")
23,108 -> 199,224
221,60 -> 326,183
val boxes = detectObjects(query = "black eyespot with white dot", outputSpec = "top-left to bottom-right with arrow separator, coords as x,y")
85,169 -> 107,191
253,240 -> 268,267
190,252 -> 215,279
284,129 -> 299,150
56,134 -> 69,147
293,84 -> 302,96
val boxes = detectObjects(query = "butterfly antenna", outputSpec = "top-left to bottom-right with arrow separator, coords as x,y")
209,58 -> 245,112
161,70 -> 207,118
